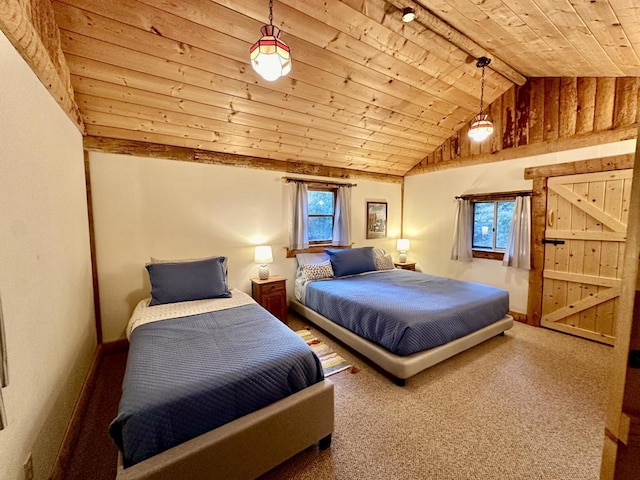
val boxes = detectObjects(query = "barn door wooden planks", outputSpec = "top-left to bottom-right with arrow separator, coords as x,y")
541,169 -> 633,344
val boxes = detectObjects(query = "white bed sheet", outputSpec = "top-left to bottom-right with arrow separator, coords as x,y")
126,288 -> 255,338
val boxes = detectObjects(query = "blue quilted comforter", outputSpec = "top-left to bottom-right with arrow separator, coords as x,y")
109,303 -> 323,468
305,270 -> 509,355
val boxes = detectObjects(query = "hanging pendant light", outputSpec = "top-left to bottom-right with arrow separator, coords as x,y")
249,0 -> 291,82
468,56 -> 494,142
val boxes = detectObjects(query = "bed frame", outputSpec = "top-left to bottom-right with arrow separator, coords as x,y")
115,379 -> 334,480
290,298 -> 513,386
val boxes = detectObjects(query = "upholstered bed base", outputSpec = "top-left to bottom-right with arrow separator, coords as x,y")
115,379 -> 334,480
290,298 -> 513,384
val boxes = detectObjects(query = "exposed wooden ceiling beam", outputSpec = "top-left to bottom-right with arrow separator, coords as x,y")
386,0 -> 527,86
0,0 -> 84,130
83,137 -> 404,183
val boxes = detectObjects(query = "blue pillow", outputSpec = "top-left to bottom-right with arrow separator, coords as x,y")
325,247 -> 376,277
146,256 -> 231,306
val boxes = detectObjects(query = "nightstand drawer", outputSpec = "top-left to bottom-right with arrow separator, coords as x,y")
258,282 -> 285,294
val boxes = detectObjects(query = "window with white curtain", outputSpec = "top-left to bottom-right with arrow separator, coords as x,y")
452,191 -> 531,265
288,179 -> 352,253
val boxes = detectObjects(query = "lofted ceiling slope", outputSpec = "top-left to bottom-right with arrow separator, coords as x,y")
50,0 -> 640,176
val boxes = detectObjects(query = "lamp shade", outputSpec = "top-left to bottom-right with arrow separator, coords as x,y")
468,114 -> 494,142
250,25 -> 291,82
396,239 -> 410,252
254,245 -> 273,264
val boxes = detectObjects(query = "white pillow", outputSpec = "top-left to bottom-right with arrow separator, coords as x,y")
375,254 -> 395,271
296,252 -> 330,267
302,260 -> 334,281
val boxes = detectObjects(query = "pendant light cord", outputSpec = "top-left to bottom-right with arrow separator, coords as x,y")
269,0 -> 274,26
479,64 -> 485,114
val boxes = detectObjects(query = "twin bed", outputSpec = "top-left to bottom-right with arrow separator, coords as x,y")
109,256 -> 333,480
110,248 -> 512,478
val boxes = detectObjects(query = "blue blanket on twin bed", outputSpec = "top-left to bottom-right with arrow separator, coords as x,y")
305,270 -> 509,356
109,303 -> 324,468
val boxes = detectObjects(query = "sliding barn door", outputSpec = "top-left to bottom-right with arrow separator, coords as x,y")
541,170 -> 633,345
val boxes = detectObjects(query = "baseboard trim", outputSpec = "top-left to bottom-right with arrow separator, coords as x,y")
102,338 -> 129,354
509,311 -> 528,324
49,344 -> 104,480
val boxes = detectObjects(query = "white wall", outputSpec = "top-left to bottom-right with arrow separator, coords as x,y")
404,140 -> 636,313
0,32 -> 96,480
88,152 -> 402,341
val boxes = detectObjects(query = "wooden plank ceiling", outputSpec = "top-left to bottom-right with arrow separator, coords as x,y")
51,0 -> 640,176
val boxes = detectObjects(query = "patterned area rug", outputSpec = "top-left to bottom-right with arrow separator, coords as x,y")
296,329 -> 352,377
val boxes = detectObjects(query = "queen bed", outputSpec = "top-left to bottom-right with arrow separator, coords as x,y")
109,256 -> 334,480
290,247 -> 513,385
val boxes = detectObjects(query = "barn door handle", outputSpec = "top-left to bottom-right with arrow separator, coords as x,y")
548,209 -> 555,227
542,238 -> 565,246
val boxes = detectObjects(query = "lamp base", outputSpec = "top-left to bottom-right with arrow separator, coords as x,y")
258,265 -> 270,280
399,252 -> 407,263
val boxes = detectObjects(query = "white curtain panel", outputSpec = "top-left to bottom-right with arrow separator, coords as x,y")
0,291 -> 7,429
450,198 -> 473,262
289,182 -> 309,250
332,185 -> 352,246
503,196 -> 531,270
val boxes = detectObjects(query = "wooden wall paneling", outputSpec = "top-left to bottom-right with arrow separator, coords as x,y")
559,77 -> 578,138
594,77 -> 617,131
528,177 -> 547,326
515,81 -> 531,147
528,78 -> 545,144
489,95 -> 503,153
614,77 -> 640,129
442,138 -> 452,162
501,86 -> 516,149
543,78 -> 561,141
576,77 -> 597,135
459,124 -> 471,158
407,126 -> 638,176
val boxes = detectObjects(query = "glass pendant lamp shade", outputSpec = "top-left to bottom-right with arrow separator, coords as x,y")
250,25 -> 291,81
468,113 -> 494,142
250,23 -> 291,81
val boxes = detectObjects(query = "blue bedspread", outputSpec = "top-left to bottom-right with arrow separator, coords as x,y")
305,270 -> 509,356
109,303 -> 323,468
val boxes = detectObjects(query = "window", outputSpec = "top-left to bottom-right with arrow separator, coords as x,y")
472,200 -> 515,251
467,193 -> 520,260
307,188 -> 336,244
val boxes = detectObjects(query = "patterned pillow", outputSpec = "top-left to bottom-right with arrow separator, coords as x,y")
375,254 -> 396,270
302,260 -> 334,281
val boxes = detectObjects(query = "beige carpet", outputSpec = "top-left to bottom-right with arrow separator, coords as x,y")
261,315 -> 612,480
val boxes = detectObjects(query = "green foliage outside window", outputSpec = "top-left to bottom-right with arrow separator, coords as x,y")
473,200 -> 514,250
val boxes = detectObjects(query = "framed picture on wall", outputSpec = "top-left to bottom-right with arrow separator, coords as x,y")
366,201 -> 387,239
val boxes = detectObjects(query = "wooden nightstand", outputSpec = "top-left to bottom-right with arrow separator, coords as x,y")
394,261 -> 416,271
251,275 -> 288,324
